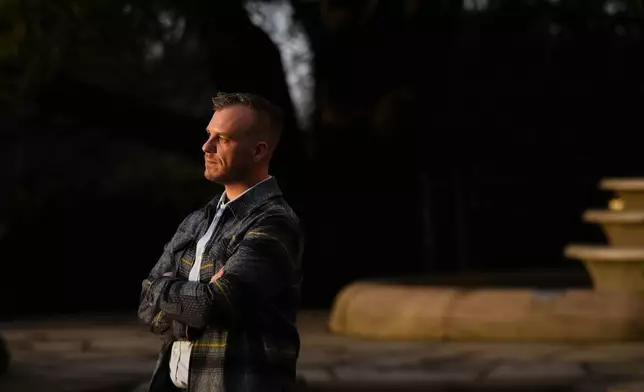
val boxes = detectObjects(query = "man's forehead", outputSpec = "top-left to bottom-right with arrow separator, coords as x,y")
207,105 -> 257,134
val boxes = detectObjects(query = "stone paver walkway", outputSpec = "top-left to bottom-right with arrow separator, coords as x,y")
0,311 -> 643,391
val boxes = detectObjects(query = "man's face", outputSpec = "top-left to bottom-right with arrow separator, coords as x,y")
203,105 -> 260,184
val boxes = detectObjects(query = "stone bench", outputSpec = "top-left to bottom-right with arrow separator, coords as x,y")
328,282 -> 644,341
583,210 -> 644,247
564,245 -> 644,292
600,178 -> 644,210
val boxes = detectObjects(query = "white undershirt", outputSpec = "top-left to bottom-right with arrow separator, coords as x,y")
168,177 -> 271,389
169,193 -> 226,389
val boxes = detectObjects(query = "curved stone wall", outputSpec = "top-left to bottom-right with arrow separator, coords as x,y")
329,282 -> 644,341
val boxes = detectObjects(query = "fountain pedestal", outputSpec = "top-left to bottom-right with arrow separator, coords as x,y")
564,246 -> 644,292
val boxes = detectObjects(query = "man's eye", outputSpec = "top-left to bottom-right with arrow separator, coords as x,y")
206,133 -> 229,143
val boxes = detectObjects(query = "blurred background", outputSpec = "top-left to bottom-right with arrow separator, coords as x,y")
1,0 -> 643,319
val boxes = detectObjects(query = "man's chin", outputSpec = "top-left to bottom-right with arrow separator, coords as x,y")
204,171 -> 225,184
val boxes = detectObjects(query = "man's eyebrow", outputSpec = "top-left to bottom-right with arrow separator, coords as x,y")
206,129 -> 233,138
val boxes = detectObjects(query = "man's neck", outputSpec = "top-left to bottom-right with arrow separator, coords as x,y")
224,174 -> 270,201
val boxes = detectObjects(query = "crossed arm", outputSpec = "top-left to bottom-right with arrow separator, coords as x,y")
138,216 -> 302,331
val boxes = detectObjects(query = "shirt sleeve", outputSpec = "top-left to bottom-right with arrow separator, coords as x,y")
138,213 -> 197,332
156,215 -> 303,329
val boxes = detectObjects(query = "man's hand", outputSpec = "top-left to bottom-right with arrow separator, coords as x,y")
210,268 -> 224,283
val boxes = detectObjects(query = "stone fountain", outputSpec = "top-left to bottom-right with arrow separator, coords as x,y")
328,178 -> 644,341
565,178 -> 644,292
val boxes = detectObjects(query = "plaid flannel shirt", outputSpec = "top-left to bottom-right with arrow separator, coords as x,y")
138,177 -> 304,392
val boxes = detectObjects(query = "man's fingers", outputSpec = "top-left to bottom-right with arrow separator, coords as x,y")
211,268 -> 224,283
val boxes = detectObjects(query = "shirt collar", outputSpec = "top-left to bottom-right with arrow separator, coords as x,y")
211,176 -> 282,219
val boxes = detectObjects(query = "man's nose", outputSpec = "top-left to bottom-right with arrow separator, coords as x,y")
202,136 -> 216,153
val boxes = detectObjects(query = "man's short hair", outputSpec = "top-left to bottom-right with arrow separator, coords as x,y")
212,92 -> 284,146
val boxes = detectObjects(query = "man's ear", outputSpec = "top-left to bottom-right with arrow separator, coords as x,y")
253,141 -> 269,162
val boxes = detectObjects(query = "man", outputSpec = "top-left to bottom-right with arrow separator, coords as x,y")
138,92 -> 304,392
